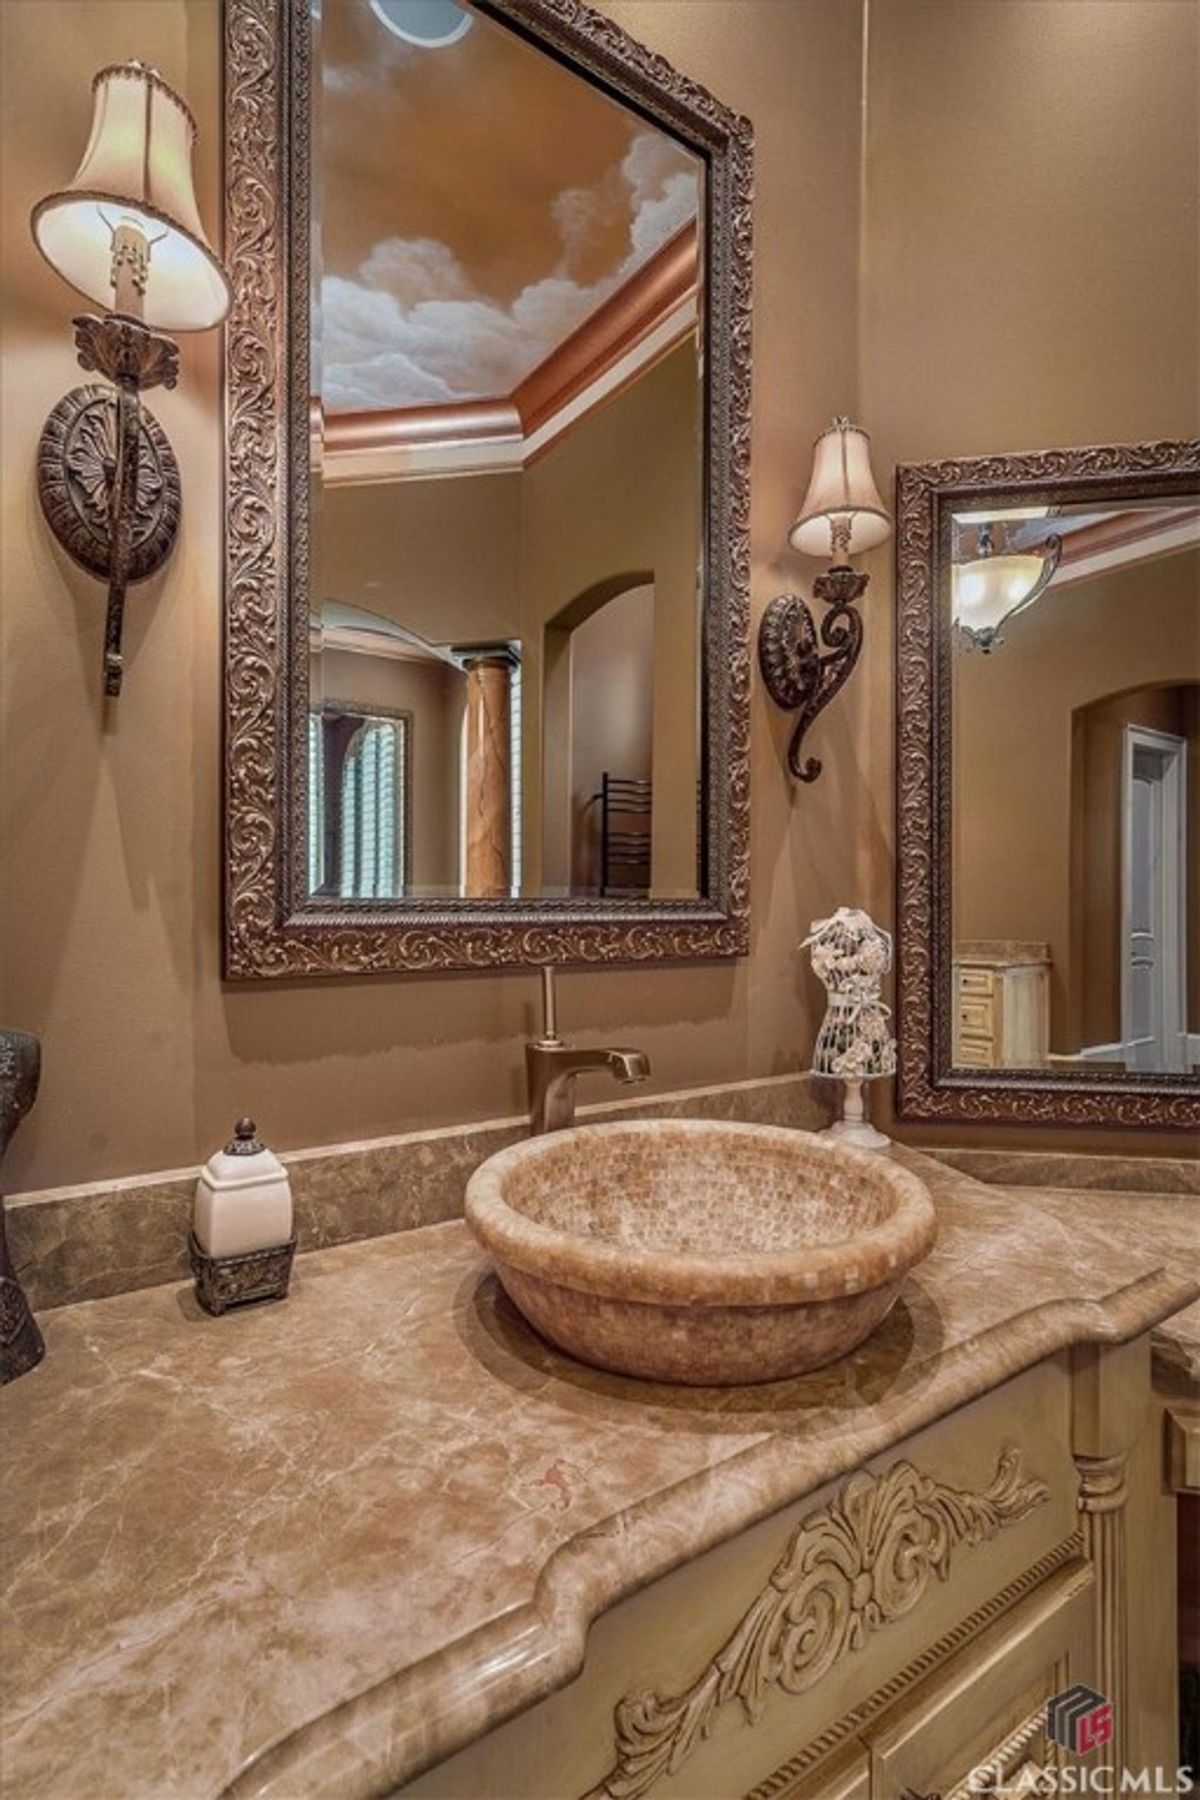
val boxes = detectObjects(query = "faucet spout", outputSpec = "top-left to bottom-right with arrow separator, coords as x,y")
606,1047 -> 650,1084
524,1000 -> 651,1134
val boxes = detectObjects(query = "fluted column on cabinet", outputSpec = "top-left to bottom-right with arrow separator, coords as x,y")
1071,1336 -> 1150,1782
1076,1451 -> 1129,1774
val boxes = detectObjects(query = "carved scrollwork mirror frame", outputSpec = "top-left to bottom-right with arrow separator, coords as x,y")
222,0 -> 753,978
895,437 -> 1200,1131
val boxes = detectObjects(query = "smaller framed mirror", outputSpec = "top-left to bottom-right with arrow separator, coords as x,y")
896,437 -> 1200,1131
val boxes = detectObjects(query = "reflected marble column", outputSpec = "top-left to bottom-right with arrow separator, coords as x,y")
462,654 -> 512,899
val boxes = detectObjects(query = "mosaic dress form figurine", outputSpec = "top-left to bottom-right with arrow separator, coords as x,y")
802,907 -> 897,1151
0,1029 -> 45,1382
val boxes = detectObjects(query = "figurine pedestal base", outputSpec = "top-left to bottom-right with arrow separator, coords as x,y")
818,1077 -> 891,1153
820,1117 -> 891,1152
188,1231 -> 295,1317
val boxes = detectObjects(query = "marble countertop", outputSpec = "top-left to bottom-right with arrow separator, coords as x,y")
2,1151 -> 1196,1800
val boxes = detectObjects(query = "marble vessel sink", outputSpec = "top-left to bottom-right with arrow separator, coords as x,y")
465,1119 -> 936,1385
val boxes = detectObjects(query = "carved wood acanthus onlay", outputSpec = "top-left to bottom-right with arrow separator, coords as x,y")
587,1446 -> 1049,1800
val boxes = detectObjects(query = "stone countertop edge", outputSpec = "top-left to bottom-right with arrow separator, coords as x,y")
220,1262 -> 1196,1800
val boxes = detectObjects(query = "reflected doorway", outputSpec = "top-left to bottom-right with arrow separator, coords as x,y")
1122,724 -> 1188,1071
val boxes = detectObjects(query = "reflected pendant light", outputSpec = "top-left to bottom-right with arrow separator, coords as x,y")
953,522 -> 1063,653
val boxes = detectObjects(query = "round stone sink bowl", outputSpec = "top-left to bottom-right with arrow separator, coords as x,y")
465,1119 -> 936,1385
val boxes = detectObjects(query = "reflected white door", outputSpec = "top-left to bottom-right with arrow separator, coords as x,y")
1121,726 -> 1187,1072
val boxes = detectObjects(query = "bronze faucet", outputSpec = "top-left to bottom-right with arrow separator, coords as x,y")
526,967 -> 650,1135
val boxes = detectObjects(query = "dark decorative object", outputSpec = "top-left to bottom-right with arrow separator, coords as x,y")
894,436 -> 1200,1131
188,1231 -> 296,1317
758,566 -> 868,781
0,1030 -> 46,1384
1181,1663 -> 1198,1791
223,0 -> 753,977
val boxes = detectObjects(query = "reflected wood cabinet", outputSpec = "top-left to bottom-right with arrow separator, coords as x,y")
953,943 -> 1050,1070
398,1339 -> 1180,1798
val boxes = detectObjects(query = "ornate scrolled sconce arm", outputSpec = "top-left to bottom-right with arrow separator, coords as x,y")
759,565 -> 868,782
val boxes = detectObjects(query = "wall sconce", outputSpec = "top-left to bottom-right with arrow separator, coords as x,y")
31,61 -> 230,697
759,417 -> 891,782
952,515 -> 1063,653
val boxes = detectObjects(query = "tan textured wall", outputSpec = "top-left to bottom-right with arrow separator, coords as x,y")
862,0 -> 1200,1149
568,584 -> 655,895
0,0 -> 864,1190
521,342 -> 701,897
318,473 -> 522,647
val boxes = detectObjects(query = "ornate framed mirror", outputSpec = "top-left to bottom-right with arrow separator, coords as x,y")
223,0 -> 752,977
896,437 -> 1200,1131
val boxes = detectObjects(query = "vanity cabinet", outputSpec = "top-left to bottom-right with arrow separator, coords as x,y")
953,943 -> 1051,1069
399,1336 -> 1177,1800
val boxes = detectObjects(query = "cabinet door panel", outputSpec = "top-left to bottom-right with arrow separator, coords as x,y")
863,1561 -> 1093,1800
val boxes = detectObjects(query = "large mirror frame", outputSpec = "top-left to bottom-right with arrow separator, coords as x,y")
895,437 -> 1200,1132
222,0 -> 752,978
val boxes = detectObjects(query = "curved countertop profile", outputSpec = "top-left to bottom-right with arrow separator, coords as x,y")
1,1149 -> 1196,1800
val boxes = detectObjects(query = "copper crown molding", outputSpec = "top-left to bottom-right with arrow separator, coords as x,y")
317,220 -> 699,475
223,0 -> 753,978
894,435 -> 1200,1131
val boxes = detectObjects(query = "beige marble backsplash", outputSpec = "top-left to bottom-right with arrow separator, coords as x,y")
929,1145 -> 1199,1198
6,1073 -> 829,1312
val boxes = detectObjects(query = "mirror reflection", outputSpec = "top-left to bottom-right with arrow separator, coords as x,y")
951,494 -> 1200,1075
308,0 -> 706,903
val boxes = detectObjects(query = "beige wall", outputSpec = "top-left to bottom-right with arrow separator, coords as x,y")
861,0 -> 1199,1147
0,0 -> 864,1191
2,0 -> 1196,1191
568,583 -> 655,894
952,552 -> 1200,1052
522,342 -> 701,897
318,473 -> 522,647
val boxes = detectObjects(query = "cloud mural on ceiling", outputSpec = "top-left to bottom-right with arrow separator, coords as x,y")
319,131 -> 700,414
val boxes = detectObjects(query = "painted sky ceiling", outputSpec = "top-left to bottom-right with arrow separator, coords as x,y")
316,0 -> 702,415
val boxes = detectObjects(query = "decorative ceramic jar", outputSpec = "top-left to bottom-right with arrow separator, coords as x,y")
190,1118 -> 295,1315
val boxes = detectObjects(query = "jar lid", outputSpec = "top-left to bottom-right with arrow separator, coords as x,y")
198,1117 -> 287,1192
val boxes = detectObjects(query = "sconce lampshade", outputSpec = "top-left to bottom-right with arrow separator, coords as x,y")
31,61 -> 229,332
788,417 -> 891,560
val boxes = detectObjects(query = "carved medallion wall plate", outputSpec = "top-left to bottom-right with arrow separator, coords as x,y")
36,383 -> 181,584
588,1446 -> 1048,1800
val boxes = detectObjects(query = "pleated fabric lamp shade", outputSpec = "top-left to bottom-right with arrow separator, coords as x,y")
788,417 -> 891,561
31,61 -> 229,333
